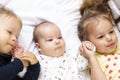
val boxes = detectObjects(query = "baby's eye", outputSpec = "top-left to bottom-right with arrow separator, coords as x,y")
7,30 -> 12,34
58,36 -> 62,39
47,39 -> 53,41
97,35 -> 104,39
15,36 -> 18,40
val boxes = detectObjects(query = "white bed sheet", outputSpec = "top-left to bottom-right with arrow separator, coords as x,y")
0,0 -> 120,79
2,0 -> 82,54
1,0 -> 119,56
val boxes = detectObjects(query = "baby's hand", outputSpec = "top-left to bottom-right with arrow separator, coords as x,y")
12,45 -> 24,58
12,45 -> 29,67
80,41 -> 96,59
21,51 -> 38,65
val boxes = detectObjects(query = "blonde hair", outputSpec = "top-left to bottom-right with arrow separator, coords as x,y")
33,21 -> 55,42
0,5 -> 22,26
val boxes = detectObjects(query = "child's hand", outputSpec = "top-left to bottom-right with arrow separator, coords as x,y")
21,51 -> 38,65
12,45 -> 24,57
80,41 -> 96,59
12,45 -> 29,67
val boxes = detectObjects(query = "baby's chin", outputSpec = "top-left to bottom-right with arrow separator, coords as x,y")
0,50 -> 12,55
51,52 -> 64,57
41,52 -> 64,57
55,50 -> 65,56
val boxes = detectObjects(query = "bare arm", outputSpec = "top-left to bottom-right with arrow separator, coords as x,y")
88,55 -> 106,80
80,41 -> 107,80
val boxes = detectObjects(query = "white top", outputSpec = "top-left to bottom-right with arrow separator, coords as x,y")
36,50 -> 90,80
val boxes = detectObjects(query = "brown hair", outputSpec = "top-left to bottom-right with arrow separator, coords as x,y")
80,0 -> 110,16
80,0 -> 120,26
78,7 -> 114,41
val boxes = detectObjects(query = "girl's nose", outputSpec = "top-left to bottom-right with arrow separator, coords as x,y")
106,34 -> 112,42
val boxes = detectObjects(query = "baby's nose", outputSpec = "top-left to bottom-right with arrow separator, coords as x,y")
12,35 -> 17,42
55,39 -> 60,44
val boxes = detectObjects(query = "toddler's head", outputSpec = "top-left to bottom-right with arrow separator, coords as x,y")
78,9 -> 118,54
0,5 -> 22,54
34,21 -> 65,57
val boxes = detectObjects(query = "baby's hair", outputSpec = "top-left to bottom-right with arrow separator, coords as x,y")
33,21 -> 55,42
0,5 -> 22,26
78,8 -> 115,41
80,0 -> 110,16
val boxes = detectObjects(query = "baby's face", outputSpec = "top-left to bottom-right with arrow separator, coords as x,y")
36,24 -> 65,57
87,19 -> 118,54
0,15 -> 21,54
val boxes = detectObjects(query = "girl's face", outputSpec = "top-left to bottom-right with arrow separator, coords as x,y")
0,16 -> 21,54
87,19 -> 118,54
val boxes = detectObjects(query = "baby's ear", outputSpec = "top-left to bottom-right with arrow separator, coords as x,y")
35,43 -> 41,51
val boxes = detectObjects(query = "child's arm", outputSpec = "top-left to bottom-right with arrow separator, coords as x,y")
13,46 -> 40,80
20,51 -> 40,80
0,57 -> 24,80
0,45 -> 28,80
12,45 -> 29,67
80,41 -> 107,80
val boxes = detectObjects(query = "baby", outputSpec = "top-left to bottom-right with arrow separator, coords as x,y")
0,5 -> 40,80
33,21 -> 90,80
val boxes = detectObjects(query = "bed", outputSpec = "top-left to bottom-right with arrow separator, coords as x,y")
0,0 -> 120,78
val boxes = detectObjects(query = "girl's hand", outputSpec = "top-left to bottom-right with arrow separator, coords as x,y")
80,41 -> 96,59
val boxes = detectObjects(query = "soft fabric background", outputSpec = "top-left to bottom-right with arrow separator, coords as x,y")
1,0 -> 89,78
0,0 -> 120,78
2,0 -> 82,54
1,0 -> 119,55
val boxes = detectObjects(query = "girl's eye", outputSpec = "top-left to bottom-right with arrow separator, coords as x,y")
97,35 -> 104,39
109,30 -> 114,34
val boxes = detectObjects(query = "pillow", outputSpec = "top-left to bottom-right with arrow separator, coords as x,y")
108,0 -> 120,41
